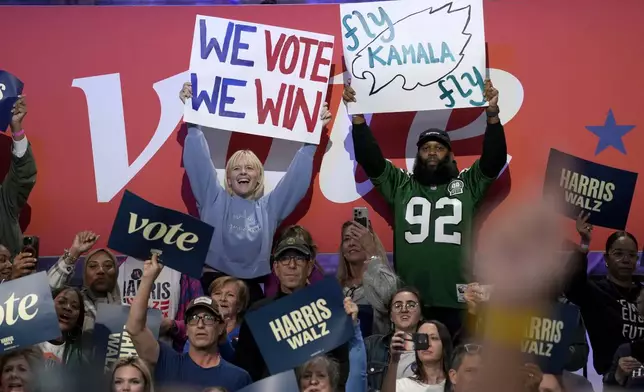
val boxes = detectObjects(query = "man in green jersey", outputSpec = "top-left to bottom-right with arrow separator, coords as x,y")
343,80 -> 508,338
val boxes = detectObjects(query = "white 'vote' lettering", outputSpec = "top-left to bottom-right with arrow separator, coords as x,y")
76,69 -> 523,204
0,83 -> 5,100
0,293 -> 39,326
128,212 -> 199,251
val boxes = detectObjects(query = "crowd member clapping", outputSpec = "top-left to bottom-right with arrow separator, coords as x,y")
111,356 -> 154,392
365,287 -> 423,391
38,286 -> 86,367
47,231 -> 120,332
296,297 -> 367,392
234,236 -> 350,388
337,220 -> 397,336
383,320 -> 453,392
565,212 -> 644,375
0,95 -> 37,257
126,253 -> 251,391
0,347 -> 43,392
179,83 -> 332,304
265,225 -> 325,297
183,276 -> 249,356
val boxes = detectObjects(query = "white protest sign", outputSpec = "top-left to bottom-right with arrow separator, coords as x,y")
184,15 -> 335,145
340,0 -> 486,114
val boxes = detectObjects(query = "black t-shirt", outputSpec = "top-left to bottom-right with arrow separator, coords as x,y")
565,249 -> 644,375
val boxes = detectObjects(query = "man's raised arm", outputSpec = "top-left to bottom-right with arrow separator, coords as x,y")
125,252 -> 162,365
0,96 -> 36,254
344,84 -> 387,179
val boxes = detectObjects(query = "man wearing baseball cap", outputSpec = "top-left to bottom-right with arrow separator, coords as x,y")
126,253 -> 251,391
233,236 -> 350,389
342,79 -> 508,341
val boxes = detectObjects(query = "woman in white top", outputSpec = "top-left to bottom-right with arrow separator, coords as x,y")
382,320 -> 453,392
38,286 -> 85,367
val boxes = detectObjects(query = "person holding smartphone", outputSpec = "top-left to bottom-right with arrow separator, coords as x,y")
381,320 -> 453,392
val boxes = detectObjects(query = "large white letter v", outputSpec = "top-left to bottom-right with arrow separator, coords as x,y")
72,72 -> 188,202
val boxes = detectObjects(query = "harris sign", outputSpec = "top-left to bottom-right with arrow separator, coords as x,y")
244,277 -> 353,375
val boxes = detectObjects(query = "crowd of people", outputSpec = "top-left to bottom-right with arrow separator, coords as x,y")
0,56 -> 643,392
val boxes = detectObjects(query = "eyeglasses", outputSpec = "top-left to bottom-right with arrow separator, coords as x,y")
392,301 -> 419,312
187,314 -> 221,326
453,343 -> 483,358
610,250 -> 639,260
462,343 -> 482,353
276,254 -> 309,266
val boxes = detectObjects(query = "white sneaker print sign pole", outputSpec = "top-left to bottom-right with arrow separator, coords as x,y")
341,0 -> 486,114
184,15 -> 335,144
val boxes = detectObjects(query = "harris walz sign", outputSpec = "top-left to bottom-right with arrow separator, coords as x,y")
244,277 -> 354,375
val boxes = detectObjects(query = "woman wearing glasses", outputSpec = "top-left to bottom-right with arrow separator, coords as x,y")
565,211 -> 644,376
364,287 -> 424,391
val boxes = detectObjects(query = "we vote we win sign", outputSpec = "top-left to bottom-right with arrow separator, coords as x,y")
184,15 -> 335,145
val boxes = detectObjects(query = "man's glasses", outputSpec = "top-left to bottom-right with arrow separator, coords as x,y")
187,314 -> 221,326
276,255 -> 309,266
392,301 -> 419,312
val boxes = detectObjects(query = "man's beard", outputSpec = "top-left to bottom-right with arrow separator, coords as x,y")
412,153 -> 459,186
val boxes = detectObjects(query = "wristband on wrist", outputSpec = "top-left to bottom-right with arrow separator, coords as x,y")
62,249 -> 79,264
12,129 -> 25,138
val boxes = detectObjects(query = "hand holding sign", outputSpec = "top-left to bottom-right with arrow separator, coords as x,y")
343,297 -> 358,324
180,82 -> 192,104
143,253 -> 164,281
10,95 -> 26,132
575,211 -> 593,244
484,79 -> 499,111
521,363 -> 543,391
0,71 -> 24,132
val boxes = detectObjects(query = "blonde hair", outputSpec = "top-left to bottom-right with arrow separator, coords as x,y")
208,276 -> 250,315
112,356 -> 154,392
224,150 -> 265,200
336,221 -> 389,287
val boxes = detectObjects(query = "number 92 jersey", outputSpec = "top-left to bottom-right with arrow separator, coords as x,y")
371,159 -> 495,309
